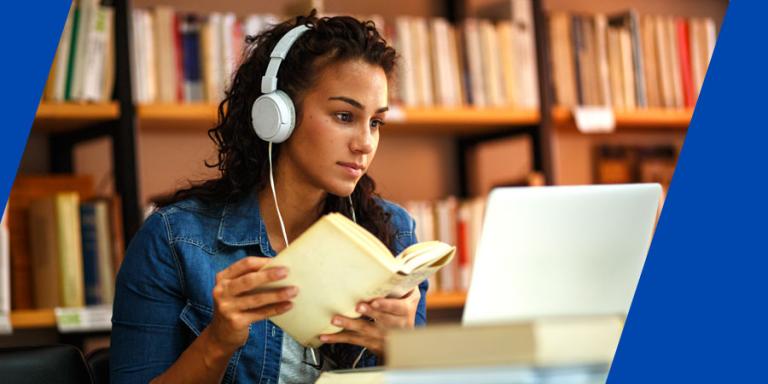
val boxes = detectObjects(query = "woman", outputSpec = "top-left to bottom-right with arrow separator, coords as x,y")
111,11 -> 428,384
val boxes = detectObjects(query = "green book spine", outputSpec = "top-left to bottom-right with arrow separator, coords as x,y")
64,6 -> 80,101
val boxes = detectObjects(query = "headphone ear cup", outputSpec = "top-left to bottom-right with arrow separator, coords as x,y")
251,90 -> 296,143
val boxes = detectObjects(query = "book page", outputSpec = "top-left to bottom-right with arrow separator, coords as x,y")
261,214 -> 395,347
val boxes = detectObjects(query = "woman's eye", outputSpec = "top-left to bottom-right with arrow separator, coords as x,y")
335,112 -> 353,123
370,119 -> 386,130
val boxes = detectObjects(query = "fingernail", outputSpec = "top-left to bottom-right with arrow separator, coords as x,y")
320,335 -> 329,342
287,287 -> 298,296
357,305 -> 367,313
332,318 -> 342,326
272,268 -> 287,278
372,301 -> 380,309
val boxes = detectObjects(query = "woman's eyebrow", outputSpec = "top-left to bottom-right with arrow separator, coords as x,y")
329,96 -> 389,113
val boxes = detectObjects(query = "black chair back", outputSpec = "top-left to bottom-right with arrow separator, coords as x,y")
0,344 -> 93,384
86,347 -> 110,384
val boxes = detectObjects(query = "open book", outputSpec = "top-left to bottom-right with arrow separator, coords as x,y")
261,213 -> 455,347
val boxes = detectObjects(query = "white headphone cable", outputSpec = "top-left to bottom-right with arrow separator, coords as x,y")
268,142 -> 290,248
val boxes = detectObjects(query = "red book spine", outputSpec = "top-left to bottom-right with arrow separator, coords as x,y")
173,12 -> 185,103
677,18 -> 695,107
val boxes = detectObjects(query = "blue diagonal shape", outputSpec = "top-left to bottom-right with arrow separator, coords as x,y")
0,1 -> 71,208
609,1 -> 768,381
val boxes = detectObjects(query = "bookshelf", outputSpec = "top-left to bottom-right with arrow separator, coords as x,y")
137,103 -> 540,135
552,106 -> 693,131
10,309 -> 57,329
7,0 -> 727,341
33,102 -> 120,133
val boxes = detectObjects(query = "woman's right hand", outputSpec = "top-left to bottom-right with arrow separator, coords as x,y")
208,256 -> 297,352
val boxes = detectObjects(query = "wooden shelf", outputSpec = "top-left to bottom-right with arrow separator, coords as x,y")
552,106 -> 693,132
33,102 -> 120,133
136,103 -> 540,135
426,291 -> 467,309
10,309 -> 56,329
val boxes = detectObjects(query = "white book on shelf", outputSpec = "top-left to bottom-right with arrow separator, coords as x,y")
511,0 -> 539,109
153,6 -> 177,103
101,7 -> 115,102
666,16 -> 683,109
394,17 -> 417,107
594,14 -> 612,107
641,15 -> 661,108
654,16 -> 673,108
413,18 -> 434,107
463,19 -> 486,107
221,13 -> 239,93
82,5 -> 112,102
547,13 -> 574,107
689,18 -> 703,102
428,19 -> 447,107
143,10 -> 158,103
436,198 -> 458,292
496,21 -> 518,107
479,19 -> 504,107
71,0 -> 99,101
607,28 -> 624,109
129,10 -> 142,102
619,28 -> 636,109
206,12 -> 224,103
446,23 -> 464,107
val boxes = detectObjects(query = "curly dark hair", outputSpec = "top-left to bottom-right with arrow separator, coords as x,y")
155,11 -> 398,368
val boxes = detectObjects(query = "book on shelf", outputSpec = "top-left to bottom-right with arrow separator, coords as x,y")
8,175 -> 125,311
405,197 -> 486,295
45,0 -> 115,103
80,199 -> 116,305
28,192 -> 86,308
259,213 -> 455,347
127,2 -> 540,110
548,9 -> 717,110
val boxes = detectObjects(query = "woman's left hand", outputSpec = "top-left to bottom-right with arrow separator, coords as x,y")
319,287 -> 421,358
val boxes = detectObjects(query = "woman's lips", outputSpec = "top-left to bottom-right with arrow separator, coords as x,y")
338,162 -> 364,177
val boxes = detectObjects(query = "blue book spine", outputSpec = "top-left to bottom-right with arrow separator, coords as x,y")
80,203 -> 101,305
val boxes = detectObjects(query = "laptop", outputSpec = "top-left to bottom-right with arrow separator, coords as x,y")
462,183 -> 662,325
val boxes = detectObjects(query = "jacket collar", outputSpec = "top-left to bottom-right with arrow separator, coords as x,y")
216,192 -> 276,256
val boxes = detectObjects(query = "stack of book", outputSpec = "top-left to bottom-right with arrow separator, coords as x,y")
126,0 -> 540,109
44,0 -> 116,103
549,10 -> 717,109
7,176 -> 124,310
404,197 -> 486,294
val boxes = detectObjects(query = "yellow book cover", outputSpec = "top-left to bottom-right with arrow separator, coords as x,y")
261,213 -> 455,347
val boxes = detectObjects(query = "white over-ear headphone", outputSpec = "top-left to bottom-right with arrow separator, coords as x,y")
251,24 -> 311,143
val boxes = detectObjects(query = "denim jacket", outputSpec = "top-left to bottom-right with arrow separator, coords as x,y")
110,194 -> 428,383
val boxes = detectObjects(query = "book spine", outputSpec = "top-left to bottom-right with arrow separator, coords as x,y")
571,15 -> 585,106
173,12 -> 184,102
629,11 -> 647,108
181,15 -> 203,102
676,18 -> 695,107
94,202 -> 115,303
57,194 -> 85,308
80,203 -> 102,305
64,6 -> 81,100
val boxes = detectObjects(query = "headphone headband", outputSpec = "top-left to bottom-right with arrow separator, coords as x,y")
261,24 -> 311,94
